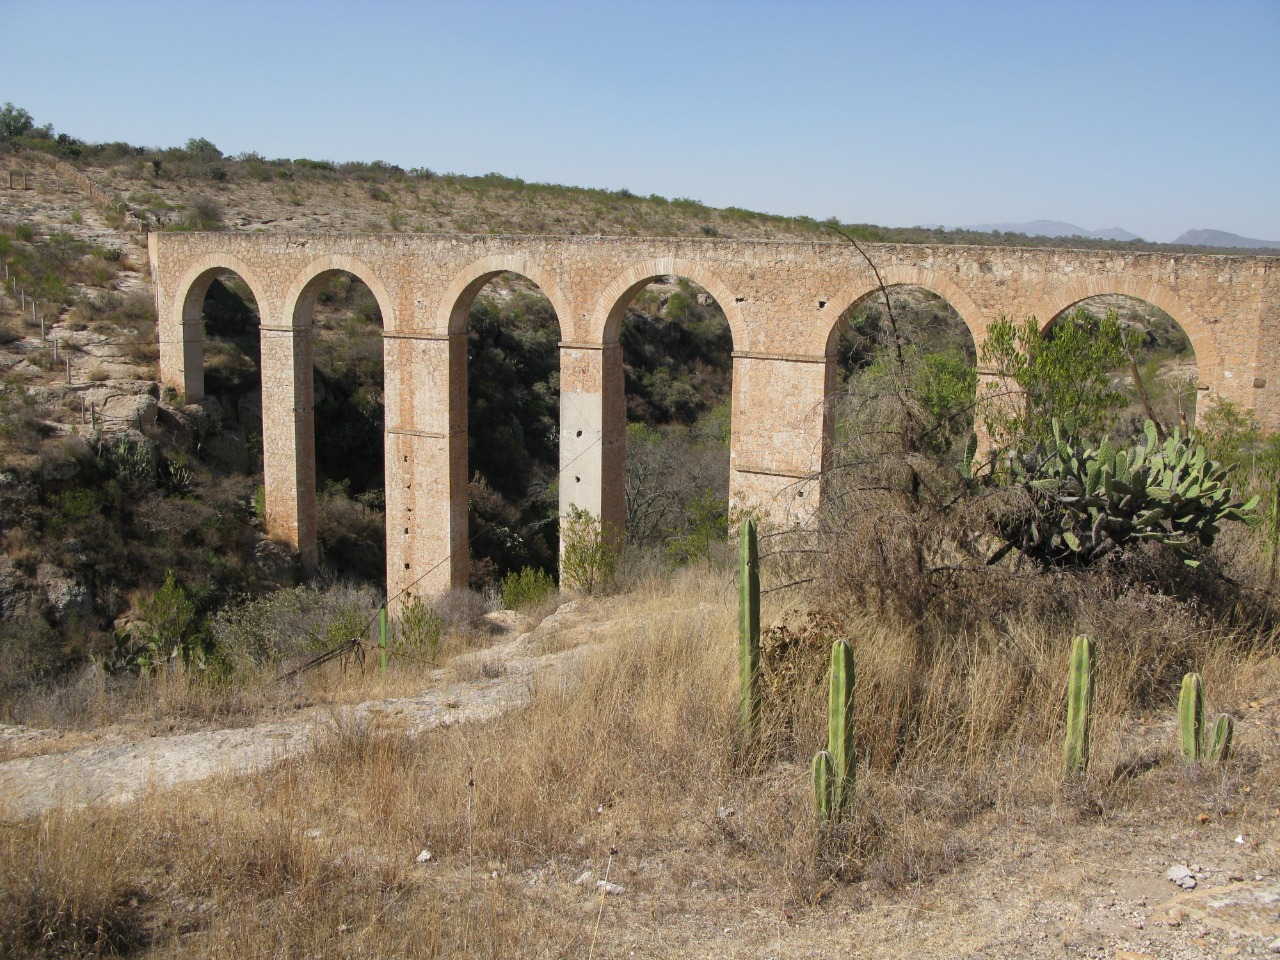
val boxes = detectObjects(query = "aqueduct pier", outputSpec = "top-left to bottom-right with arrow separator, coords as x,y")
147,233 -> 1280,600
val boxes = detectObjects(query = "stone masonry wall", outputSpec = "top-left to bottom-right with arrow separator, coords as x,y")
147,233 -> 1279,601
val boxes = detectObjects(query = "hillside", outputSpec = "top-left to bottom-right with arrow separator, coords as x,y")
5,131 -> 1279,255
0,128 -> 1212,686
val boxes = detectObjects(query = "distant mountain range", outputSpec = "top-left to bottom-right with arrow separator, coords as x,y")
957,220 -> 1280,250
961,220 -> 1143,242
1171,229 -> 1280,250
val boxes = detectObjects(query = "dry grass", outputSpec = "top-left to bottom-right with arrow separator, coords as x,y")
2,597 -> 514,745
2,567 -> 1277,957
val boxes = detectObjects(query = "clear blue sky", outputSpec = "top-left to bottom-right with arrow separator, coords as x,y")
3,0 -> 1276,242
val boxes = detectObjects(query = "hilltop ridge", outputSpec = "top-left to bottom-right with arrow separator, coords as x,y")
3,130 -> 1277,256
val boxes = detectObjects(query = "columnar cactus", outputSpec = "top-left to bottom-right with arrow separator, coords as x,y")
1062,635 -> 1095,777
738,517 -> 761,741
1179,672 -> 1205,763
1207,713 -> 1234,764
813,639 -> 856,821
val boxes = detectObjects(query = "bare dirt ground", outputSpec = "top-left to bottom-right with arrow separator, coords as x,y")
0,598 -> 622,818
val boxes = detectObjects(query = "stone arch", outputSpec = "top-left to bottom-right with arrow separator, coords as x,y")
824,265 -> 986,358
173,253 -> 270,328
1031,276 -> 1222,382
582,259 -> 743,546
594,258 -> 746,347
281,253 -> 397,330
437,254 -> 572,336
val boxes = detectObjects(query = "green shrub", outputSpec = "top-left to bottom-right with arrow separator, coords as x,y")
501,566 -> 557,610
662,489 -> 728,567
106,571 -> 207,674
560,506 -> 621,594
980,308 -> 1128,448
394,595 -> 443,655
210,584 -> 382,672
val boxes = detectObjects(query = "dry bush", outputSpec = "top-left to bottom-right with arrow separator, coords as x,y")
752,365 -> 1275,886
4,581 -> 502,734
316,489 -> 384,582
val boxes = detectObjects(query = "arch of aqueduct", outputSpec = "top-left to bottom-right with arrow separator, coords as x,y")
148,233 -> 1279,601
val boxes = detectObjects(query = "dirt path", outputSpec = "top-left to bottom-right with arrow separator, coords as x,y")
0,599 -> 616,819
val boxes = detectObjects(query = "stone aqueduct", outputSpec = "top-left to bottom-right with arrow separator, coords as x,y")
147,233 -> 1279,601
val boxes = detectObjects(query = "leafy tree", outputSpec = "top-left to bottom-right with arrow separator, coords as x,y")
980,308 -> 1129,449
184,137 -> 223,161
0,102 -> 34,141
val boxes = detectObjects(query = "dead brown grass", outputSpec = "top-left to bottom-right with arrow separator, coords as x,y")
2,620 -> 508,748
1,569 -> 1276,958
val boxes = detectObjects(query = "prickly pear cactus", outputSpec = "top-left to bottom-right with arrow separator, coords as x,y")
1001,420 -> 1258,568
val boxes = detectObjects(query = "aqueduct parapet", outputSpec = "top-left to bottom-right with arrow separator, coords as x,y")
147,234 -> 1280,600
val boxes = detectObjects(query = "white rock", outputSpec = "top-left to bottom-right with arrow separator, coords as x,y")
574,870 -> 593,885
1166,864 -> 1194,883
415,849 -> 432,863
595,880 -> 625,895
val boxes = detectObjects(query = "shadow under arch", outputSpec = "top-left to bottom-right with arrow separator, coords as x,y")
824,266 -> 986,358
582,263 -> 741,550
251,255 -> 397,578
168,254 -> 270,401
1033,277 -> 1221,387
174,253 -> 271,329
446,266 -> 567,588
594,258 -> 745,347
437,254 -> 572,337
819,278 -> 981,491
282,253 -> 397,331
